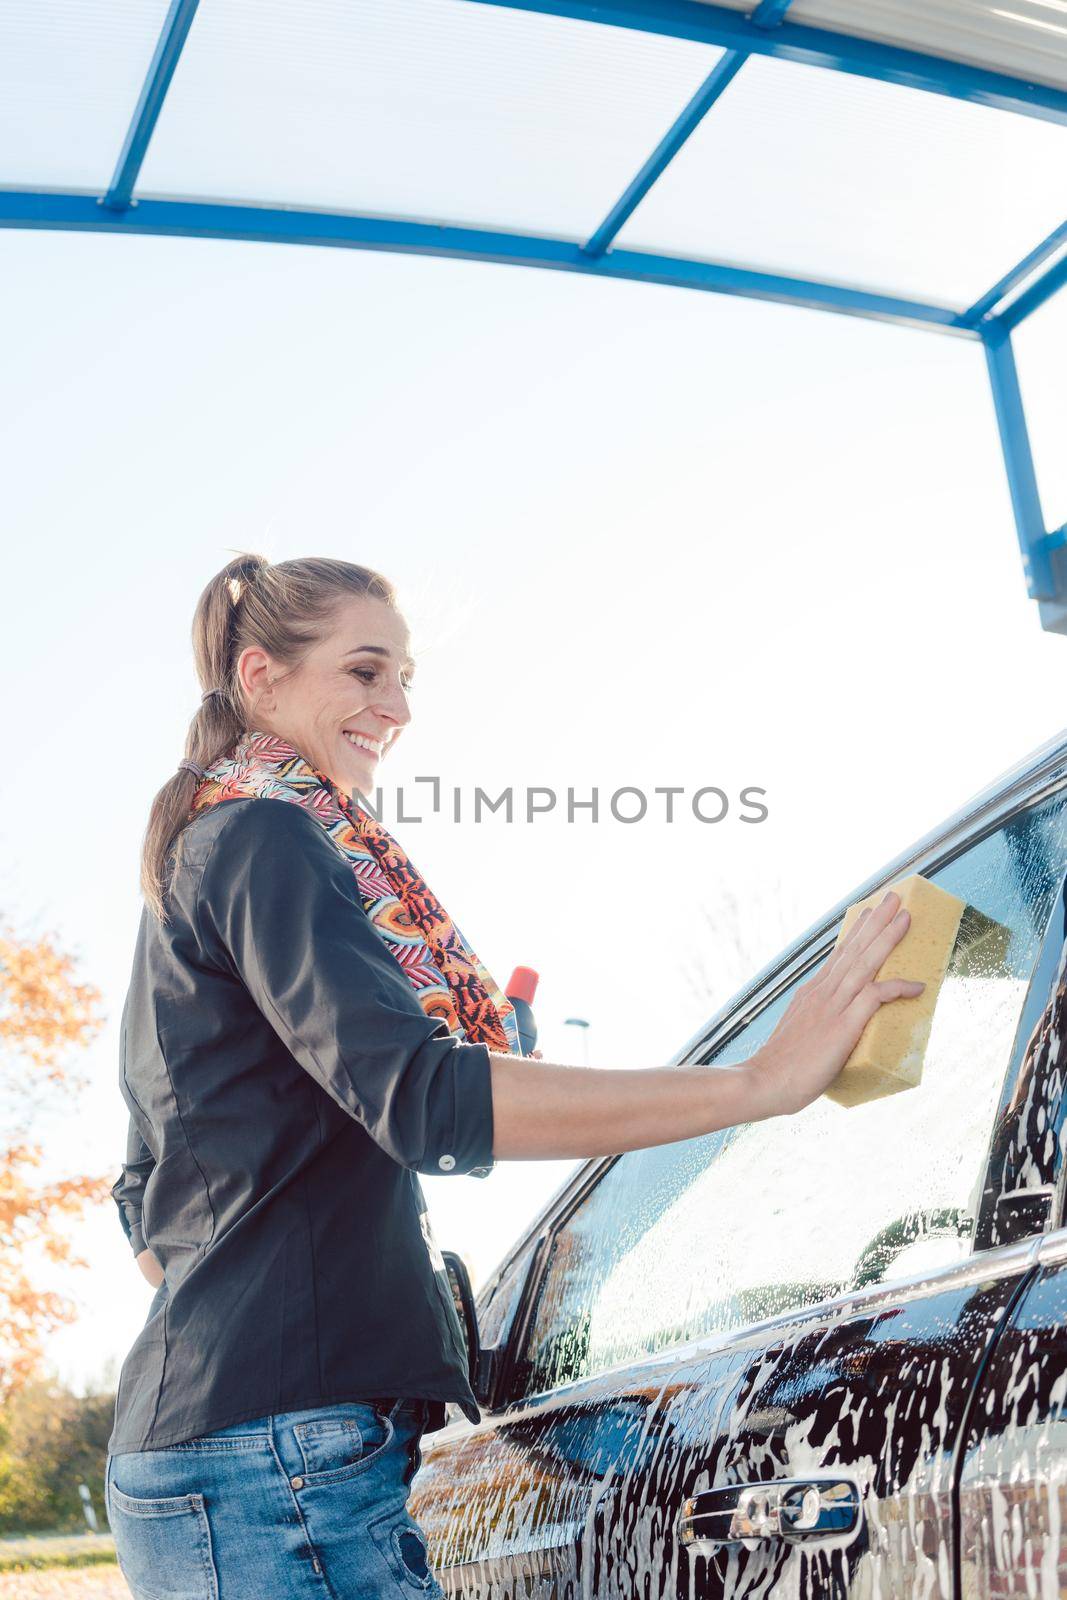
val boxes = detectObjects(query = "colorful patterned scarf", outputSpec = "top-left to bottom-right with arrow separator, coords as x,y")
187,730 -> 521,1054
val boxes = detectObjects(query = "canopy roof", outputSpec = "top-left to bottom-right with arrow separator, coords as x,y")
4,0 -> 1066,625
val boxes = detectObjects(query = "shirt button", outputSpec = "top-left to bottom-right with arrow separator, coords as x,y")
438,1153 -> 456,1171
290,1475 -> 304,1490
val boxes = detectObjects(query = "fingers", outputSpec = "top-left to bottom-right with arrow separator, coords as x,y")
836,908 -> 918,1006
806,904 -> 873,993
877,977 -> 926,999
825,890 -> 902,996
848,974 -> 926,1025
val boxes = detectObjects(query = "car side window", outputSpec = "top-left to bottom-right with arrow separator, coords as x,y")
477,1240 -> 538,1355
517,790 -> 1067,1400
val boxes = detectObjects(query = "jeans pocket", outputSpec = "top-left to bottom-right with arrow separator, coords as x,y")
292,1400 -> 394,1486
107,1467 -> 218,1600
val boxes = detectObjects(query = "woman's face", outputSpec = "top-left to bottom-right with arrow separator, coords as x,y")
238,594 -> 414,798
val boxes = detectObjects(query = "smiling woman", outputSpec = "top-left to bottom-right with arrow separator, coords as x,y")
233,591 -> 415,799
140,553 -> 408,921
105,550 -> 927,1599
108,552 -> 528,1599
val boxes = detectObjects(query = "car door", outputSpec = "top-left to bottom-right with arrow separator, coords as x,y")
958,867 -> 1067,1596
413,1190 -> 667,1599
412,775 -> 1067,1600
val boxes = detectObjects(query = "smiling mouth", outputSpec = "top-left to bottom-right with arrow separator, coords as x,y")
342,730 -> 384,756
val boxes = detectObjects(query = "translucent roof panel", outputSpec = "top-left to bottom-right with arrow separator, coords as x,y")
137,0 -> 723,239
688,0 -> 1067,91
0,0 -> 173,192
1015,284 -> 1067,537
616,54 -> 1067,308
789,0 -> 1067,93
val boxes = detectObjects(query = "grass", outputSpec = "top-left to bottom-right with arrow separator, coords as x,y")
0,1538 -> 117,1574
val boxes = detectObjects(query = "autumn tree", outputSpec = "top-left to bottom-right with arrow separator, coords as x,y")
0,1368 -> 116,1533
0,923 -> 108,1401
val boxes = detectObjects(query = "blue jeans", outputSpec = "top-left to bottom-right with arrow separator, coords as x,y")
105,1397 -> 445,1599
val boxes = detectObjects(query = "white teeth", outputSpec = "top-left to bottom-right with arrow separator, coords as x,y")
343,730 -> 382,754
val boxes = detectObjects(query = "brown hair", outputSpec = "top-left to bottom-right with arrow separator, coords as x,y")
141,551 -> 396,924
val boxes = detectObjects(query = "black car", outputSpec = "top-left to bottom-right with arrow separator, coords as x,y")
415,728 -> 1067,1598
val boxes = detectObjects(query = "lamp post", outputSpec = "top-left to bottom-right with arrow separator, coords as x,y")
564,1017 -> 590,1066
79,1483 -> 98,1532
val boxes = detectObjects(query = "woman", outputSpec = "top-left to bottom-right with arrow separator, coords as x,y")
105,553 -> 922,1600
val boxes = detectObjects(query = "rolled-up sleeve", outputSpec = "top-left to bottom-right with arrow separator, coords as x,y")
112,1112 -> 155,1256
195,799 -> 496,1177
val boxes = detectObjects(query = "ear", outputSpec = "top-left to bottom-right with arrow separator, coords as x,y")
236,645 -> 276,710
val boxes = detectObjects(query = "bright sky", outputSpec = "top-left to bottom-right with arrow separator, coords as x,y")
0,215 -> 1064,1396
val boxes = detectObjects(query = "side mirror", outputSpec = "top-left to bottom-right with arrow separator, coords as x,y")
441,1250 -> 483,1399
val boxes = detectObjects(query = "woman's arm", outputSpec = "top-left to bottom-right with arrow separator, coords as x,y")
490,890 -> 922,1160
112,1116 -> 166,1284
112,1114 -> 160,1266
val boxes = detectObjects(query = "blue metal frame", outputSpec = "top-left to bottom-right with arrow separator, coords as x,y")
983,324 -> 1058,602
1000,246 -> 1067,332
964,220 -> 1067,327
583,51 -> 746,256
102,0 -> 201,211
582,0 -> 801,257
967,219 -> 1067,627
465,0 -> 1067,126
3,0 -> 1067,626
750,0 -> 796,26
0,191 -> 973,334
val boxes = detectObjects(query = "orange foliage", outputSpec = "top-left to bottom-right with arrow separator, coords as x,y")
0,926 -> 108,1401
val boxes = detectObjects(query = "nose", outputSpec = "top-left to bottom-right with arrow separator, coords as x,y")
373,676 -> 412,730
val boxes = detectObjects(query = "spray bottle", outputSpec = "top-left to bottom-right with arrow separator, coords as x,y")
505,966 -> 539,1056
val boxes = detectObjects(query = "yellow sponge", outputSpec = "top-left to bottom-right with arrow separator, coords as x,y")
826,874 -> 965,1108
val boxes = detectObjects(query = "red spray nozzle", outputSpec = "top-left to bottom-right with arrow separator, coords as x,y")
506,966 -> 539,1005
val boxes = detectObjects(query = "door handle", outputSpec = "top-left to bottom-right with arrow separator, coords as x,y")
678,1478 -> 860,1551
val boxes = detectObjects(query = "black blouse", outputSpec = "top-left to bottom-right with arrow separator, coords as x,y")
108,796 -> 495,1453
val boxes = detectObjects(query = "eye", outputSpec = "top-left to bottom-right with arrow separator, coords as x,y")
349,665 -> 415,692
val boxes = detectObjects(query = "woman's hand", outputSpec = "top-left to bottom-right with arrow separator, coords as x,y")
136,1247 -> 165,1288
749,888 -> 925,1118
